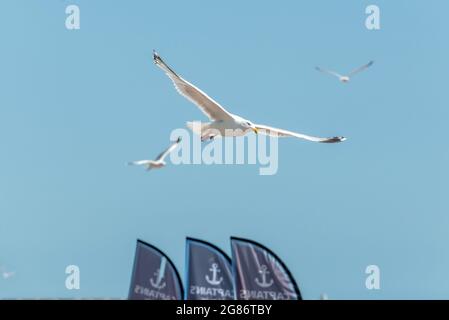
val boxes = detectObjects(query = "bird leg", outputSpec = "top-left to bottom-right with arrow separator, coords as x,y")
201,133 -> 217,142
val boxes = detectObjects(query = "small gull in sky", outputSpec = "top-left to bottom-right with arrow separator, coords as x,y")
0,266 -> 15,279
153,50 -> 346,143
128,137 -> 182,171
315,61 -> 374,83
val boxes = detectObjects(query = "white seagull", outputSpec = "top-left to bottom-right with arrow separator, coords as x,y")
0,266 -> 15,279
128,137 -> 182,171
153,50 -> 346,143
2,271 -> 15,279
316,61 -> 374,83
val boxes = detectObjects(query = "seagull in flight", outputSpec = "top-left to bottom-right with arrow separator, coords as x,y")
128,137 -> 182,171
0,266 -> 15,279
153,50 -> 346,143
315,61 -> 374,83
2,271 -> 15,279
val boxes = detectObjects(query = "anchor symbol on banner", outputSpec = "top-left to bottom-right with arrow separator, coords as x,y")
205,263 -> 223,285
255,265 -> 274,288
149,268 -> 166,290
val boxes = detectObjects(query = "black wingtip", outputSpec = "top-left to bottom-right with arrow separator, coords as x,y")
153,50 -> 160,63
321,136 -> 347,143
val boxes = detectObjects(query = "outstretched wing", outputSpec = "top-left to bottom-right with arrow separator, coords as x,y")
348,61 -> 374,77
254,124 -> 346,143
128,160 -> 152,166
315,66 -> 343,79
155,137 -> 182,161
153,51 -> 235,121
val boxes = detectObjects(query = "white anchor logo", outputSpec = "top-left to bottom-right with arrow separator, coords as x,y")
205,263 -> 223,286
255,265 -> 274,288
149,268 -> 166,290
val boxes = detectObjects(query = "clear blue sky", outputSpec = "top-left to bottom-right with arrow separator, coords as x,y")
1,0 -> 448,299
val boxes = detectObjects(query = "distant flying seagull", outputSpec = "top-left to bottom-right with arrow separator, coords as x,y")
153,50 -> 346,143
0,266 -> 15,279
128,137 -> 182,171
315,61 -> 374,83
2,271 -> 15,279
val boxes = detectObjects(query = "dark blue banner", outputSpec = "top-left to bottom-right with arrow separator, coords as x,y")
185,237 -> 234,300
230,237 -> 301,300
128,240 -> 183,300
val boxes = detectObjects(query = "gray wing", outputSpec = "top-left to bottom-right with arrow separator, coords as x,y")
153,51 -> 235,121
315,66 -> 343,78
348,61 -> 374,77
255,124 -> 346,143
155,137 -> 182,161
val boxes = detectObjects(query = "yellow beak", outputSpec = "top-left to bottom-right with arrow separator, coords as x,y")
252,127 -> 259,134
